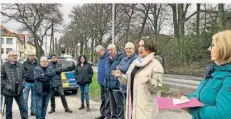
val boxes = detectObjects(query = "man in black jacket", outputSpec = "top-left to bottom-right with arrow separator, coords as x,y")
23,52 -> 38,116
1,51 -> 28,119
48,54 -> 72,114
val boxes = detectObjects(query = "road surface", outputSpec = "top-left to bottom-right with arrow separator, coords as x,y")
1,94 -> 191,119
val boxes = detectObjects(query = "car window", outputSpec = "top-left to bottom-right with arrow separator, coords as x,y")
58,60 -> 75,71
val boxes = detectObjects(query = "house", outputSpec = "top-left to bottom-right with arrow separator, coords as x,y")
24,42 -> 36,57
1,25 -> 25,61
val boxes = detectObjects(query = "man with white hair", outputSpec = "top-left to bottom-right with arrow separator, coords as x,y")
1,51 -> 28,119
95,45 -> 109,119
23,52 -> 38,116
104,44 -> 125,119
34,56 -> 55,119
117,42 -> 137,105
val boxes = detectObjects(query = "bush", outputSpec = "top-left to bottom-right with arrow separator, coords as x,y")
88,72 -> 171,101
89,73 -> 101,101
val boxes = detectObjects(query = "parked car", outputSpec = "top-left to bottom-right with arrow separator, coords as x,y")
48,57 -> 79,94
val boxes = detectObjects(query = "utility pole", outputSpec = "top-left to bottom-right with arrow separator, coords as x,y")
54,37 -> 57,54
50,20 -> 54,55
45,35 -> 47,56
112,3 -> 115,44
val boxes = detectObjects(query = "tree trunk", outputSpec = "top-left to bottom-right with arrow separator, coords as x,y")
196,4 -> 201,39
218,3 -> 225,31
139,4 -> 150,38
171,4 -> 179,39
80,40 -> 84,55
203,4 -> 207,33
91,38 -> 94,64
178,4 -> 185,36
153,4 -> 158,34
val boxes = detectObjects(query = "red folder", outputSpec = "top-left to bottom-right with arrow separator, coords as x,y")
156,97 -> 203,110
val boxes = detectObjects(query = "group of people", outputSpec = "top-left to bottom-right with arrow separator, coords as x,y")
1,30 -> 231,119
94,37 -> 164,119
0,52 -> 94,119
94,30 -> 231,119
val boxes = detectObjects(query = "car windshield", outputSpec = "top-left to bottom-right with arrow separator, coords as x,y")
59,60 -> 74,67
51,59 -> 76,71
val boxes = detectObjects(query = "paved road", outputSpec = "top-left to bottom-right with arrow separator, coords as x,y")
1,94 -> 191,119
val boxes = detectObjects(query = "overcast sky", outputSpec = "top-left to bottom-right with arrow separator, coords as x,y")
1,4 -> 80,54
1,4 -> 78,33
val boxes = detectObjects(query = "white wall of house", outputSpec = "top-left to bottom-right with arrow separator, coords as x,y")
1,36 -> 21,60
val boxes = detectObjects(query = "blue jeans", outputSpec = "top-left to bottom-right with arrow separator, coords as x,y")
35,92 -> 50,119
5,94 -> 28,119
79,84 -> 90,104
23,82 -> 35,113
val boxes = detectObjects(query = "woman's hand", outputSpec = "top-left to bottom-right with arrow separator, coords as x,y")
111,69 -> 121,77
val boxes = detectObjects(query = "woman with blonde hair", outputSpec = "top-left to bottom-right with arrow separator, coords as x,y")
112,37 -> 164,119
185,30 -> 231,119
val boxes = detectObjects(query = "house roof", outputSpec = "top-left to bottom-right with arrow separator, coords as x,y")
1,24 -> 25,42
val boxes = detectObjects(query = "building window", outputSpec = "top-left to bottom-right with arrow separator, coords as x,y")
1,29 -> 6,34
1,38 -> 4,44
6,48 -> 12,54
1,48 -> 4,54
6,38 -> 13,44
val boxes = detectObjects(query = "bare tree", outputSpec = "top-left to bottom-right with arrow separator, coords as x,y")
1,4 -> 63,58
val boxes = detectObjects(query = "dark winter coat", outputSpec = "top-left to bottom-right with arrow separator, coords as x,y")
1,61 -> 25,96
75,63 -> 93,84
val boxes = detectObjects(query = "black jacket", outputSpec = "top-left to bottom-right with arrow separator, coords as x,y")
34,65 -> 55,94
1,61 -> 25,96
23,59 -> 38,83
75,63 -> 93,84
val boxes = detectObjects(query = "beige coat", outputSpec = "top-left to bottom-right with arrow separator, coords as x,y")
119,53 -> 164,119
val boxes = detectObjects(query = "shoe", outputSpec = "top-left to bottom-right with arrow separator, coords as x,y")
95,115 -> 105,119
78,104 -> 85,110
65,108 -> 72,113
31,112 -> 35,116
48,109 -> 55,114
86,104 -> 90,112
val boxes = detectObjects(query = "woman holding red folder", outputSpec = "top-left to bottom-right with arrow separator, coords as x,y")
112,37 -> 164,119
185,30 -> 231,119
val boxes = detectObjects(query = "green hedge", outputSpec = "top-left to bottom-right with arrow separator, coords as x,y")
88,72 -> 169,102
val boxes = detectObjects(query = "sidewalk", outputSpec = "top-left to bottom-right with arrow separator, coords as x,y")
1,95 -> 191,119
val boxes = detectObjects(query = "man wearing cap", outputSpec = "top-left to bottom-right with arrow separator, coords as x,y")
1,51 -> 28,119
23,52 -> 38,116
48,54 -> 73,114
